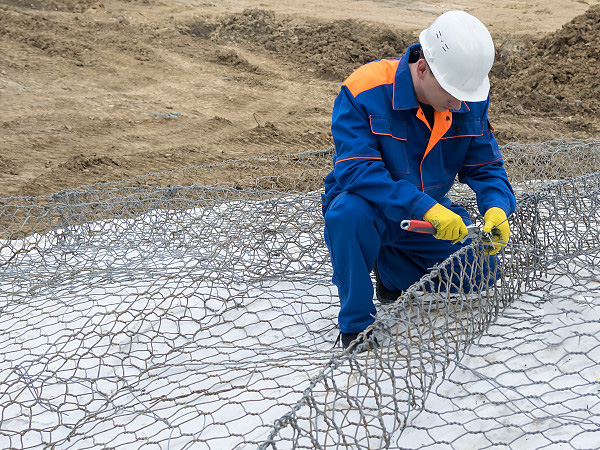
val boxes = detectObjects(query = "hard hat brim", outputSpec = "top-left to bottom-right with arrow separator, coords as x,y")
435,71 -> 490,103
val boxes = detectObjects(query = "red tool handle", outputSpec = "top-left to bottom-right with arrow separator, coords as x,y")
400,219 -> 436,234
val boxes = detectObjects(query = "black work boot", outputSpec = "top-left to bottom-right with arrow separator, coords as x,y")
374,262 -> 403,304
340,330 -> 378,353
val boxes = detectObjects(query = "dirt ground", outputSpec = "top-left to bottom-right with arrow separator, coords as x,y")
1,0 -> 599,198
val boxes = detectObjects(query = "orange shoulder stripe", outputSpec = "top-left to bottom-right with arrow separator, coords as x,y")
343,59 -> 400,98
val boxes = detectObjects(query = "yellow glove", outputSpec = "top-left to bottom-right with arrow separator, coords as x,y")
483,207 -> 510,255
423,203 -> 468,242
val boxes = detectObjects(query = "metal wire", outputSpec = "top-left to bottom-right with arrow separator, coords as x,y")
1,140 -> 599,449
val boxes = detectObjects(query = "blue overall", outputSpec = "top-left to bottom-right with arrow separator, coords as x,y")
322,44 -> 516,334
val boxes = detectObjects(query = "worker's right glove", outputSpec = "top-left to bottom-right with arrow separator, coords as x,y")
423,203 -> 468,242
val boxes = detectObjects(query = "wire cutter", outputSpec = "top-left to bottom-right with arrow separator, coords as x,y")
400,219 -> 494,246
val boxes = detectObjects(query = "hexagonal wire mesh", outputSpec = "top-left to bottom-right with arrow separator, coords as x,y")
1,139 -> 599,449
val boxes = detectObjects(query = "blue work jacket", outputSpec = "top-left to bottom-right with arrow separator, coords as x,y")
323,44 -> 516,222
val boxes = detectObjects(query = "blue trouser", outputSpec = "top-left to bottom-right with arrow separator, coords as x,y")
323,192 -> 498,333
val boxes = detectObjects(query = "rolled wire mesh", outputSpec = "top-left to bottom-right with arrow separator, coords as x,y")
1,140 -> 599,449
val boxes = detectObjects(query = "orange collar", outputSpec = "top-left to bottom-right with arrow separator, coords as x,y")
416,108 -> 453,157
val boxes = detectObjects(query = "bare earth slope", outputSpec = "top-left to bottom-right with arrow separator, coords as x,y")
1,0 -> 599,198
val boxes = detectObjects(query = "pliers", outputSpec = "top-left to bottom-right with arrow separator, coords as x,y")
400,219 -> 494,246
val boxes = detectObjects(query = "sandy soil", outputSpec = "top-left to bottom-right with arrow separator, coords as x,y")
1,0 -> 599,198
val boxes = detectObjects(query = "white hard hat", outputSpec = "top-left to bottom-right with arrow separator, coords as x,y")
419,10 -> 495,102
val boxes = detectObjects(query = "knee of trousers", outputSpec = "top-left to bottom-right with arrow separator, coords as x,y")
324,192 -> 379,234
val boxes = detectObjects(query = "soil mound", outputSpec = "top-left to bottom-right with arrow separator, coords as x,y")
188,9 -> 417,81
492,5 -> 600,132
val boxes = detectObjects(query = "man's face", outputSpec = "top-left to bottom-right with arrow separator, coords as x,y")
420,66 -> 462,112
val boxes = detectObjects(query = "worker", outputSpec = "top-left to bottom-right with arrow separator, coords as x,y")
321,11 -> 517,351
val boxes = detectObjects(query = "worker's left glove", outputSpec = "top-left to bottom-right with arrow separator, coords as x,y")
482,207 -> 510,255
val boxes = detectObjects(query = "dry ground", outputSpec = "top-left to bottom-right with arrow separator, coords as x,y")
1,0 -> 599,198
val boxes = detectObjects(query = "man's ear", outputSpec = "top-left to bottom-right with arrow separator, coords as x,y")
415,58 -> 428,80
